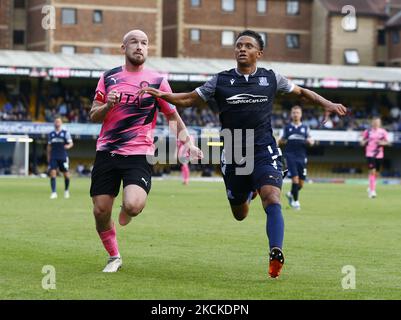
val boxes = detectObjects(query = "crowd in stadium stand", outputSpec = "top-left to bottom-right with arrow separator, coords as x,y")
1,81 -> 401,131
156,106 -> 220,127
273,96 -> 401,131
40,87 -> 92,123
0,94 -> 32,121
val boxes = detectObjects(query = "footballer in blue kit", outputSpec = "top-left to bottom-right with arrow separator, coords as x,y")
47,117 -> 74,199
279,106 -> 314,210
141,30 -> 347,278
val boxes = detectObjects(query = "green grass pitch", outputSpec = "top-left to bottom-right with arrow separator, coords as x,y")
0,177 -> 400,299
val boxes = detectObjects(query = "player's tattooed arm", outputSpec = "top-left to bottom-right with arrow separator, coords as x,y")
139,88 -> 204,108
291,85 -> 347,123
89,90 -> 120,123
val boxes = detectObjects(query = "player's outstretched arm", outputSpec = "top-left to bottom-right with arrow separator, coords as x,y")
139,88 -> 203,108
291,85 -> 347,122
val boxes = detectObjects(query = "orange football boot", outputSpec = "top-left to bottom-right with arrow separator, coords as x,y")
268,247 -> 285,278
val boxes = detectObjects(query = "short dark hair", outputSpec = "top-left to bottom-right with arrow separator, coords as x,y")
291,105 -> 302,111
236,30 -> 264,50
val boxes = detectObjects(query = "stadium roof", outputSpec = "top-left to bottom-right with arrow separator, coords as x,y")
1,50 -> 401,90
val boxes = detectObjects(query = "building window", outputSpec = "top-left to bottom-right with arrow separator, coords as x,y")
378,29 -> 386,45
13,30 -> 25,45
286,34 -> 299,48
62,8 -> 77,25
61,45 -> 76,54
222,0 -> 235,12
190,29 -> 201,42
287,0 -> 299,15
257,0 -> 267,13
259,32 -> 267,48
93,10 -> 103,24
344,49 -> 360,65
93,47 -> 103,54
190,0 -> 201,7
14,0 -> 25,8
392,30 -> 400,44
221,31 -> 235,46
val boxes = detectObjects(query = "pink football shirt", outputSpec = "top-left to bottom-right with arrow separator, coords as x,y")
94,66 -> 176,155
362,128 -> 389,159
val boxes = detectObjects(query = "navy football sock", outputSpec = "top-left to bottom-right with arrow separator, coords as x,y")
51,177 -> 56,193
265,204 -> 284,250
65,177 -> 70,191
291,183 -> 299,201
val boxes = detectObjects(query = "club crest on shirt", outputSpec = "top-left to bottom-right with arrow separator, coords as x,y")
140,81 -> 150,88
258,77 -> 269,86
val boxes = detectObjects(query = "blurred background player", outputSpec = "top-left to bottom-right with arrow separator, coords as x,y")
279,106 -> 314,210
361,117 -> 390,198
89,30 -> 202,273
140,30 -> 347,278
47,116 -> 74,199
177,134 -> 195,185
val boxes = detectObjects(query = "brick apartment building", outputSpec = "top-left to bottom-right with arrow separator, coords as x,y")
162,0 -> 401,66
163,0 -> 313,63
1,0 -> 401,66
311,0 -> 401,66
1,0 -> 163,56
0,0 -> 14,50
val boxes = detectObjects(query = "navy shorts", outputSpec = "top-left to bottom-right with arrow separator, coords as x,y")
221,146 -> 283,206
49,157 -> 69,172
285,155 -> 307,180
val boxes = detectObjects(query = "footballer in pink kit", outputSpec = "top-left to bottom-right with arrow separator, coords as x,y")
177,135 -> 195,185
89,30 -> 203,273
361,117 -> 390,198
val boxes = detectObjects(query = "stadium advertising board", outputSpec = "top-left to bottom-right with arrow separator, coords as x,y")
0,65 -> 399,91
